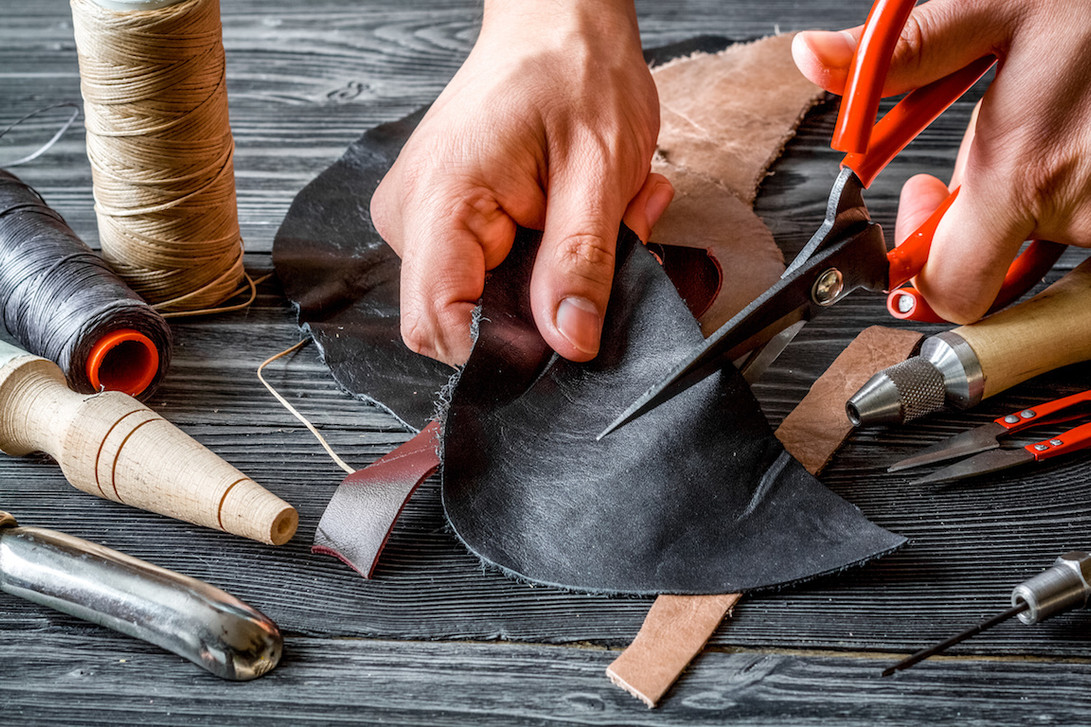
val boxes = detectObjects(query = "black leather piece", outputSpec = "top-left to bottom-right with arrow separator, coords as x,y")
272,109 -> 721,429
273,108 -> 450,431
274,104 -> 905,595
442,228 -> 905,595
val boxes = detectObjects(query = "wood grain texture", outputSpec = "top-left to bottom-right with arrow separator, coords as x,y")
2,0 -> 1091,722
2,634 -> 1091,726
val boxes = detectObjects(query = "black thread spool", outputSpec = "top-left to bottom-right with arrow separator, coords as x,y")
0,169 -> 171,396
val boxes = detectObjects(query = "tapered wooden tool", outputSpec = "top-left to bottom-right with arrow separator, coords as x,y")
0,340 -> 297,545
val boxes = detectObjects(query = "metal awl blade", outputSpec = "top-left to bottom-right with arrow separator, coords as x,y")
910,447 -> 1035,486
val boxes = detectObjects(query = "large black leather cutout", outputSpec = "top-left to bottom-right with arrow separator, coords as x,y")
442,227 -> 904,595
274,103 -> 905,595
273,108 -> 449,431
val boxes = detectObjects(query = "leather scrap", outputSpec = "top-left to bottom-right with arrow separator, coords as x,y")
312,421 -> 441,578
273,108 -> 451,432
775,326 -> 924,475
441,227 -> 905,595
606,593 -> 742,707
607,326 -> 924,706
649,34 -> 826,332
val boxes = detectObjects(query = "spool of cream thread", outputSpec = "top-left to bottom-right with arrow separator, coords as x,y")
70,0 -> 246,313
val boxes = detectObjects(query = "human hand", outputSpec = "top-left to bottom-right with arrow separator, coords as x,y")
370,0 -> 672,366
792,0 -> 1091,323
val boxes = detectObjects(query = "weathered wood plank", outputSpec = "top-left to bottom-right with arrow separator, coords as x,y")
3,0 -> 1091,721
2,634 -> 1091,726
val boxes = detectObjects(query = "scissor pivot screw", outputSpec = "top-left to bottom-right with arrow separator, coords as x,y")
812,268 -> 844,306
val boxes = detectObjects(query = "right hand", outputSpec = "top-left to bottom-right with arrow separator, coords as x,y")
370,0 -> 672,366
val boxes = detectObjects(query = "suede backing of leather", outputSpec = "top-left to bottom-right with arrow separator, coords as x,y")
441,228 -> 905,595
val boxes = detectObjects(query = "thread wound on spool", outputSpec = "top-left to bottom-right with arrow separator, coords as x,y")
0,169 -> 171,396
70,0 -> 245,312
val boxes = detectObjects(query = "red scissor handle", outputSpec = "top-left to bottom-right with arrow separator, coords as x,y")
1025,420 -> 1091,462
887,239 -> 1066,321
995,389 -> 1091,433
832,0 -> 1056,322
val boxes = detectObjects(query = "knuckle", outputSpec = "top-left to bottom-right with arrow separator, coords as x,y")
400,306 -> 436,358
894,12 -> 930,77
554,233 -> 615,285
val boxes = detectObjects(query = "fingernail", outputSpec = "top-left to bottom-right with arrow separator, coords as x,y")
556,296 -> 602,356
800,30 -> 856,67
644,181 -> 674,231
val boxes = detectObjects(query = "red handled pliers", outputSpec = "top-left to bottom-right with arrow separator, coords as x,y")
599,0 -> 1064,438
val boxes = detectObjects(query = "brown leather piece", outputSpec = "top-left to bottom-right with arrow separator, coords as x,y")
775,326 -> 925,476
606,593 -> 742,707
608,326 -> 923,706
647,35 -> 825,333
652,34 -> 825,206
312,421 -> 441,578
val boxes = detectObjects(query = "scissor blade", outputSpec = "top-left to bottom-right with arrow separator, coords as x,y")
888,421 -> 1008,473
598,222 -> 889,439
910,447 -> 1035,486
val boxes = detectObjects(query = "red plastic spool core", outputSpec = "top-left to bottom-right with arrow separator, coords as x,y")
86,329 -> 159,396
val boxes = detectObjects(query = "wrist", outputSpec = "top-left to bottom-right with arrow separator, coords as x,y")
481,0 -> 641,53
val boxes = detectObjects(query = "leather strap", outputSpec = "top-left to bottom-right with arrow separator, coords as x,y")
312,420 -> 441,578
606,325 -> 924,706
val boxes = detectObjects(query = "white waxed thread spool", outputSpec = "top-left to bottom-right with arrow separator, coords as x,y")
70,0 -> 245,312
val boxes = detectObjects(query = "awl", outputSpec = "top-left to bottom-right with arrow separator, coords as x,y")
884,550 -> 1091,675
0,510 -> 282,679
848,257 -> 1091,427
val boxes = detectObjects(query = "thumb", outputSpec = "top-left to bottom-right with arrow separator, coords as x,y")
894,173 -> 951,246
793,0 -> 1013,96
530,172 -> 638,362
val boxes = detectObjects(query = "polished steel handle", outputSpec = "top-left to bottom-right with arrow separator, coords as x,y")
0,515 -> 282,680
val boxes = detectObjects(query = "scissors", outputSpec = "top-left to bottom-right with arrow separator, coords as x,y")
599,0 -> 1065,439
888,389 -> 1091,486
886,389 -> 1091,485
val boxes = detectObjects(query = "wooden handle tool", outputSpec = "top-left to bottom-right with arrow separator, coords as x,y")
0,341 -> 297,544
849,257 -> 1091,426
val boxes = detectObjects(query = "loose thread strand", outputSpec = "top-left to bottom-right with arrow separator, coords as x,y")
257,339 -> 356,475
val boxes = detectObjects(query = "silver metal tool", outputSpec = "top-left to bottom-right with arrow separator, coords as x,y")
847,330 -> 979,426
883,551 -> 1091,676
848,257 -> 1091,428
0,511 -> 282,680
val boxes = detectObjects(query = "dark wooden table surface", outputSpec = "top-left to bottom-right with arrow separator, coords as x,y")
3,0 -> 1091,724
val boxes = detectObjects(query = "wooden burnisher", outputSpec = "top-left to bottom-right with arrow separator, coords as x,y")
0,340 -> 297,545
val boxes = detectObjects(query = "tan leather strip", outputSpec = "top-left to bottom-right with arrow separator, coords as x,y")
775,326 -> 924,476
606,593 -> 741,707
607,325 -> 923,706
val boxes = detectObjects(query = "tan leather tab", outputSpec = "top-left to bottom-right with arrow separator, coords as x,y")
607,593 -> 740,707
775,326 -> 924,475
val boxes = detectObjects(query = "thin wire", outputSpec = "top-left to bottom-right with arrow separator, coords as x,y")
881,601 -> 1028,677
0,103 -> 82,167
256,338 -> 355,474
